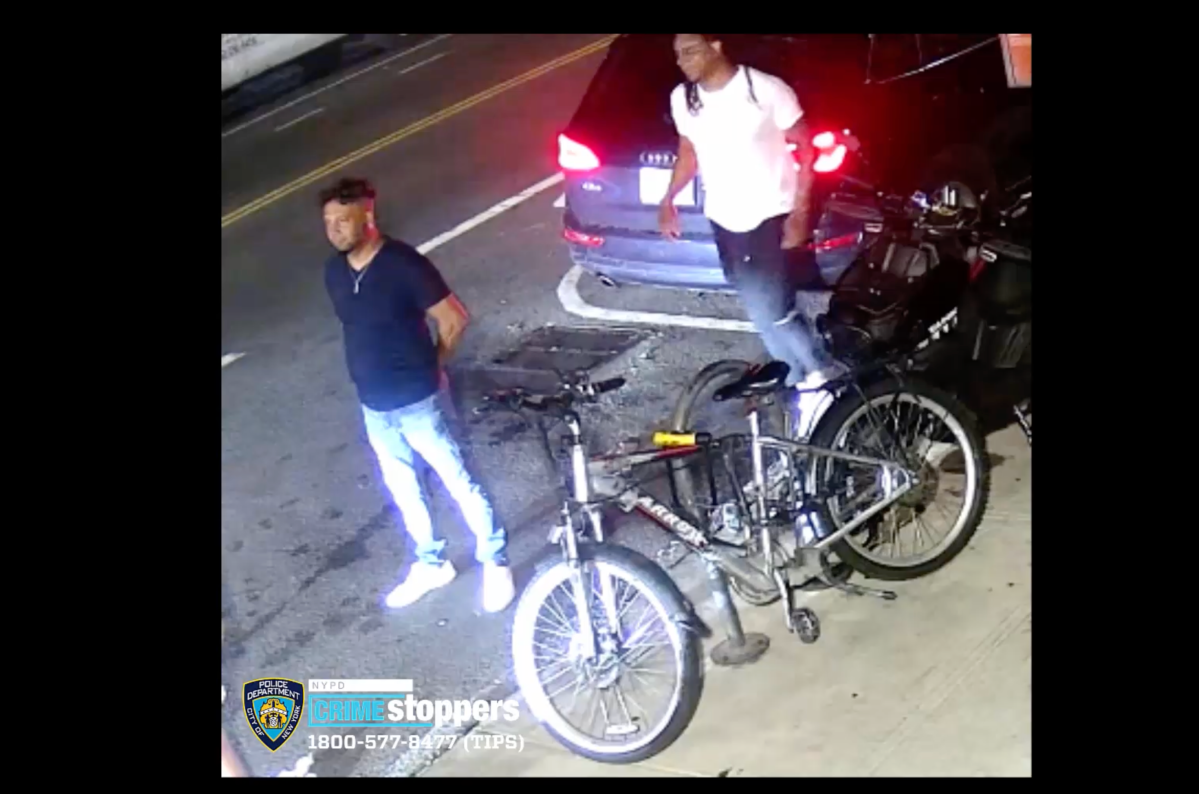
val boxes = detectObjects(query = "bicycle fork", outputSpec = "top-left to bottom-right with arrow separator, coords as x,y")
553,413 -> 620,662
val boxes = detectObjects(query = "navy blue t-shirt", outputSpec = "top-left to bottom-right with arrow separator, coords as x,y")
325,238 -> 451,411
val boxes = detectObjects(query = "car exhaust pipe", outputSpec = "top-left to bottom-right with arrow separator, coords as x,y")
597,274 -> 618,288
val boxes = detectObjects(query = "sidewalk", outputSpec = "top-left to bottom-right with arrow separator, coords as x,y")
422,424 -> 1031,777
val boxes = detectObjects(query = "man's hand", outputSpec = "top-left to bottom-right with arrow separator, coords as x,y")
782,117 -> 816,250
781,209 -> 809,250
658,200 -> 681,241
427,294 -> 469,366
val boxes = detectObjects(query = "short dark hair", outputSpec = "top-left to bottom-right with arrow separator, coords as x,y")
318,177 -> 376,207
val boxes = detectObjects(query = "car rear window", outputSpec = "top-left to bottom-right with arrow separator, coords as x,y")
568,34 -> 869,147
571,35 -> 680,130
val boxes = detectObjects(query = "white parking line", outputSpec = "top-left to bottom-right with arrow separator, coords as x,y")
556,265 -> 756,332
396,51 -> 450,76
553,193 -> 565,208
416,173 -> 564,255
222,352 -> 246,368
221,34 -> 454,139
273,106 -> 325,132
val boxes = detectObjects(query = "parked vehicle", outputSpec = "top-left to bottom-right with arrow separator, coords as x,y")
556,33 -> 1031,292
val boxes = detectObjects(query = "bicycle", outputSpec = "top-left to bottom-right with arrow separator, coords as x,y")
474,372 -> 708,764
473,352 -> 987,764
665,351 -> 990,617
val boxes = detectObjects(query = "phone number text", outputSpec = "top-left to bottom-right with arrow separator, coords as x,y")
306,733 -> 525,753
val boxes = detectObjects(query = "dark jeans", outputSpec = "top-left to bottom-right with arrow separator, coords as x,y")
712,214 -> 828,385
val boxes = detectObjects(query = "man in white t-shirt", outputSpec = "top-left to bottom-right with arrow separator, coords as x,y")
659,33 -> 836,395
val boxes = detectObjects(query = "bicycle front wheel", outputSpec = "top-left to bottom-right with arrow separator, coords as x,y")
511,543 -> 704,764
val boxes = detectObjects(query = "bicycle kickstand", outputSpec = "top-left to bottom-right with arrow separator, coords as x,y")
817,552 -> 897,601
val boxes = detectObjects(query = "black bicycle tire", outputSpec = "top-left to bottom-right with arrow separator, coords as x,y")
667,359 -> 755,525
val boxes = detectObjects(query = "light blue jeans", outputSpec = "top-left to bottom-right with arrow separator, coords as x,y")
362,393 -> 507,566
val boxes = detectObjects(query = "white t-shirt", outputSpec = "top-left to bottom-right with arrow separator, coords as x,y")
670,65 -> 803,233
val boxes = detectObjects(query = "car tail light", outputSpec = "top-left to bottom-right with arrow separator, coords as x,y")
811,131 -> 848,173
558,134 -> 600,171
563,228 -> 604,247
805,232 -> 861,252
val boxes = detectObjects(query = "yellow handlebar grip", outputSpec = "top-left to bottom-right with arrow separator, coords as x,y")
653,431 -> 697,447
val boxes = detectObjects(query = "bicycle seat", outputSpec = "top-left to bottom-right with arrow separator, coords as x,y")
714,361 -> 791,402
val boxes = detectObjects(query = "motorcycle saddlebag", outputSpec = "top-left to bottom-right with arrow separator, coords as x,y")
958,239 -> 1032,370
972,239 -> 1031,322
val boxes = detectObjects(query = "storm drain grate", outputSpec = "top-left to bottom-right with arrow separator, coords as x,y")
489,325 -> 647,372
453,325 -> 649,405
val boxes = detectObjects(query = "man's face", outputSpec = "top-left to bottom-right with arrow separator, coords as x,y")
323,199 -> 370,252
674,34 -> 721,83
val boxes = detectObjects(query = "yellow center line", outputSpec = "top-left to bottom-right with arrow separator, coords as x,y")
221,34 -> 617,229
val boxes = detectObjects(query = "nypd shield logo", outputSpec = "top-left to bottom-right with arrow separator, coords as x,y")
243,678 -> 305,752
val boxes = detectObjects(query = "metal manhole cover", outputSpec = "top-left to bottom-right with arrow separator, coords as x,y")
489,326 -> 647,371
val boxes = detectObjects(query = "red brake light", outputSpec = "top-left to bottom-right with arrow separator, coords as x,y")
814,145 -> 847,173
805,232 -> 860,252
563,228 -> 604,247
558,134 -> 600,171
808,131 -> 847,172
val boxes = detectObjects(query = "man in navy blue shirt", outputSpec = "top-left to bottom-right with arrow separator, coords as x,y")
320,177 -> 513,613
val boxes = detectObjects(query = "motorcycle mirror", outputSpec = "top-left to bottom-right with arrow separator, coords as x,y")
932,181 -> 979,214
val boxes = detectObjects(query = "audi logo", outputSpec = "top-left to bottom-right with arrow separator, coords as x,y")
640,152 -> 676,167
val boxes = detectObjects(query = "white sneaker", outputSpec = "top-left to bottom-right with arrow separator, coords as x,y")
481,563 -> 515,613
384,561 -> 456,609
792,363 -> 848,439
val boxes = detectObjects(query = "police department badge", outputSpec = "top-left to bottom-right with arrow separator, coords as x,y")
243,678 -> 305,752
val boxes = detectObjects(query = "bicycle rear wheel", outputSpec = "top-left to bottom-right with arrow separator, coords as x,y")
667,359 -> 788,525
511,543 -> 704,764
805,377 -> 990,580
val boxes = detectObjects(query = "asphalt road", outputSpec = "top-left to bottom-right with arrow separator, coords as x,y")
220,33 -> 771,778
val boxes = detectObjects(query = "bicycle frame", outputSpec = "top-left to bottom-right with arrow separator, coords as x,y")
545,396 -> 919,641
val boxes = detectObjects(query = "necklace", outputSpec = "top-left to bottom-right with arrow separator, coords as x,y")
351,264 -> 369,294
348,239 -> 382,294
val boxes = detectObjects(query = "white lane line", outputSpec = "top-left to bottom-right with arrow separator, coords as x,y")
396,51 -> 450,76
416,173 -> 564,255
222,173 -> 563,370
221,34 -> 454,139
273,106 -> 325,132
556,265 -> 756,333
553,193 -> 565,208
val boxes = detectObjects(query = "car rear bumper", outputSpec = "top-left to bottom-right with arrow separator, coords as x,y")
560,203 -> 871,292
563,227 -> 729,291
561,207 -> 730,290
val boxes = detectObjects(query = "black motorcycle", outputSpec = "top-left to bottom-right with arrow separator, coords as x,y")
799,171 -> 1032,446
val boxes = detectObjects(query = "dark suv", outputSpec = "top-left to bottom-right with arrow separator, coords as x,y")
557,34 -> 1031,291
